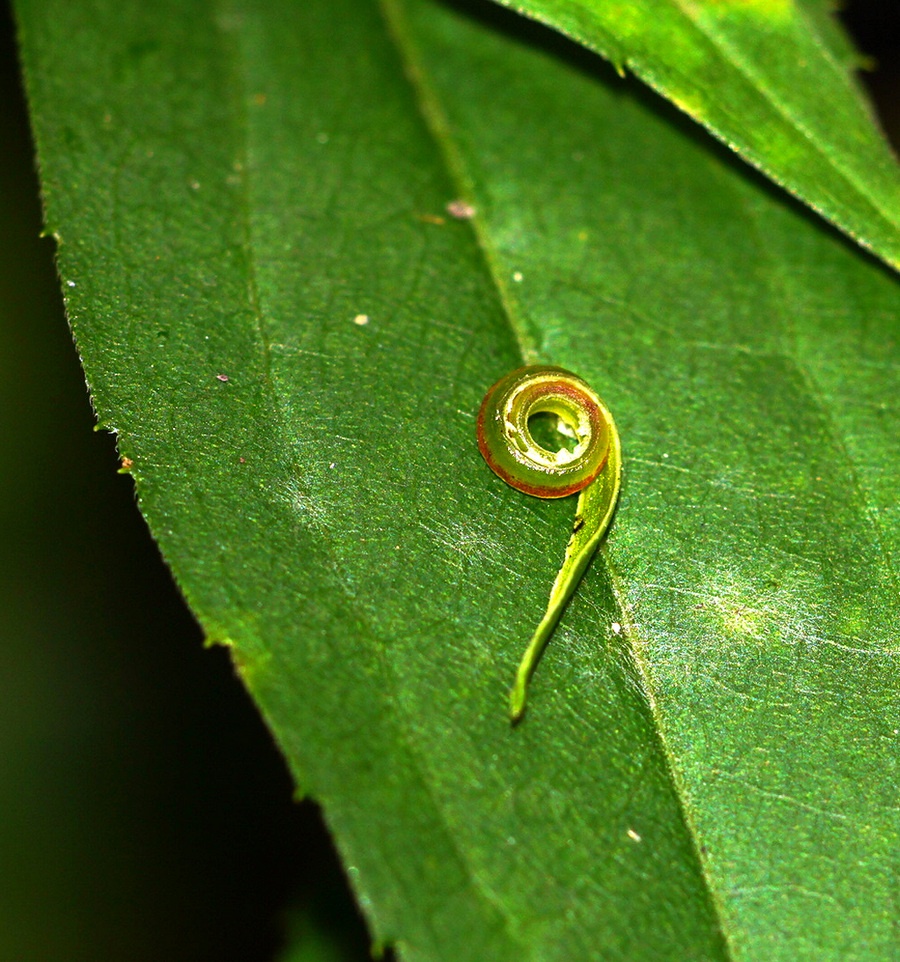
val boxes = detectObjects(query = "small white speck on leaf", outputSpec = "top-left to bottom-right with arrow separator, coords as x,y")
66,280 -> 76,288
512,271 -> 524,283
627,828 -> 642,842
353,314 -> 369,326
611,622 -> 622,635
329,462 -> 336,469
446,199 -> 476,219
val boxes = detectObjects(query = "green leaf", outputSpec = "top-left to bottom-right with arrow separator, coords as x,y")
488,0 -> 900,271
14,0 -> 900,960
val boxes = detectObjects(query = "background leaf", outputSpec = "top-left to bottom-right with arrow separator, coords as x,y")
11,0 -> 900,960
489,0 -> 900,271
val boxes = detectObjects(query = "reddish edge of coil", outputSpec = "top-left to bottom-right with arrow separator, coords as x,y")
476,377 -> 609,499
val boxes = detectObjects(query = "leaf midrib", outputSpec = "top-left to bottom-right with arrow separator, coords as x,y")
379,0 -> 739,958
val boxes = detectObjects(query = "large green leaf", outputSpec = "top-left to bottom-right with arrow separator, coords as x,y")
490,0 -> 900,271
14,0 -> 900,960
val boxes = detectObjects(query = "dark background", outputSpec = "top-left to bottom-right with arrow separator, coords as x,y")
1,2 -> 897,960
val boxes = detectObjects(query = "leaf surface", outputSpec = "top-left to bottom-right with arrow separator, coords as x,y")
14,0 -> 900,959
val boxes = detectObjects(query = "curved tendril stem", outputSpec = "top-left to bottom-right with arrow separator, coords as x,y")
509,584 -> 573,723
509,427 -> 622,723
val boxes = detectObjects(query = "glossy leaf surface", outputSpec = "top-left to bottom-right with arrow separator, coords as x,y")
14,0 -> 900,959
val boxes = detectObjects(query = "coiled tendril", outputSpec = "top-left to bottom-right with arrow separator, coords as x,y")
477,365 -> 622,722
